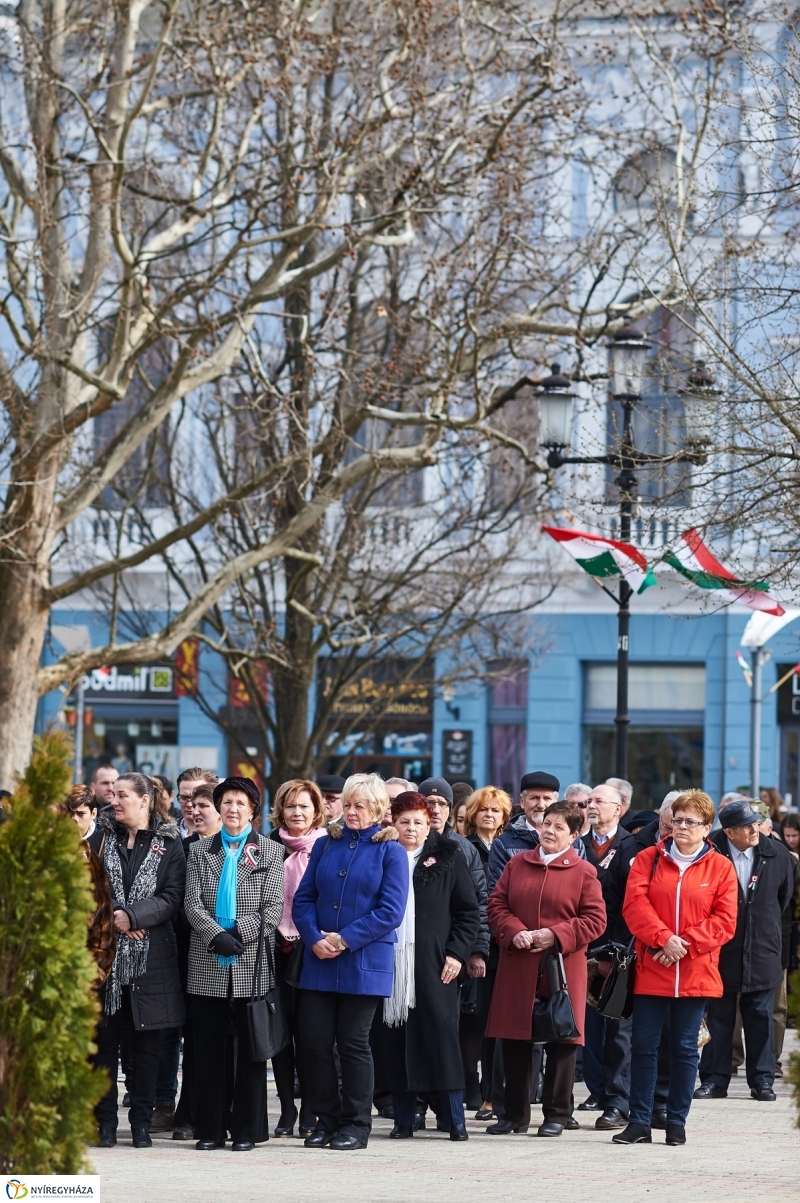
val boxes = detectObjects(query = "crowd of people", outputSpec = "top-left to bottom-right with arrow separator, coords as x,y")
57,760 -> 800,1152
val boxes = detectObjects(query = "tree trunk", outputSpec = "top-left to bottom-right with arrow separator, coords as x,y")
0,563 -> 52,789
268,563 -> 315,792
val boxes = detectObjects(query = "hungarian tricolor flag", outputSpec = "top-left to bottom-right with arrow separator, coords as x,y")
664,529 -> 784,616
542,526 -> 656,594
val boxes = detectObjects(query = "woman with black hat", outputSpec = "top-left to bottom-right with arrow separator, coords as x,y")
184,777 -> 284,1151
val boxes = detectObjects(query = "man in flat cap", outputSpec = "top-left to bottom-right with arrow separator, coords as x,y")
487,771 -> 577,893
316,774 -> 346,825
695,800 -> 795,1102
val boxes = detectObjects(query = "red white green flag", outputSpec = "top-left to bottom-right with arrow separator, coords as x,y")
542,526 -> 656,594
664,529 -> 784,616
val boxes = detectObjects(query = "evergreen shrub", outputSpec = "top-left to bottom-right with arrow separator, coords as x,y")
0,731 -> 106,1171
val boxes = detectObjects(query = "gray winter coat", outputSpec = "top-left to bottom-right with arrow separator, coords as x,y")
185,828 -> 284,998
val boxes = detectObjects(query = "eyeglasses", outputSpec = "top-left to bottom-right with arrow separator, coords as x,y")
574,801 -> 589,810
671,816 -> 705,828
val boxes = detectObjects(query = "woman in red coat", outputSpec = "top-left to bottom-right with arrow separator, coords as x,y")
485,801 -> 606,1137
616,789 -> 738,1148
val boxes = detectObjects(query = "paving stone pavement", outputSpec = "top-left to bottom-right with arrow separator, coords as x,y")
88,1032 -> 799,1203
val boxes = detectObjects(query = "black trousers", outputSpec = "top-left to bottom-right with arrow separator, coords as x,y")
191,995 -> 267,1144
272,950 -> 315,1129
502,1038 -> 577,1127
700,988 -> 776,1090
94,987 -> 161,1129
582,1005 -> 632,1114
299,990 -> 379,1139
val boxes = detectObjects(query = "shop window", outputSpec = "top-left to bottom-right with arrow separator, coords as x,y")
583,661 -> 705,808
583,727 -> 703,809
606,306 -> 695,506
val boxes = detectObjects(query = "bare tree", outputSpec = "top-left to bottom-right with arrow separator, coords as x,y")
0,0 -> 695,784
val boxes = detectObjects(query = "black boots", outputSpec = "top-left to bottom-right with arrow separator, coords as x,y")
612,1123 -> 652,1145
97,1126 -> 116,1148
131,1126 -> 152,1148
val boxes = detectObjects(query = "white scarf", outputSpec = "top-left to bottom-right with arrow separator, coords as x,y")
384,844 -> 424,1026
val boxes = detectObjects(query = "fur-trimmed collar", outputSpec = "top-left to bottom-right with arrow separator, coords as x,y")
97,811 -> 179,841
327,822 -> 398,842
413,829 -> 459,885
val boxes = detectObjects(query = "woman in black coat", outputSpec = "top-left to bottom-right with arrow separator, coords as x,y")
94,773 -> 186,1149
378,791 -> 480,1140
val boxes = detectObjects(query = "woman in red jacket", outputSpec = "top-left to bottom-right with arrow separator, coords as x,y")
485,801 -> 606,1136
617,789 -> 738,1148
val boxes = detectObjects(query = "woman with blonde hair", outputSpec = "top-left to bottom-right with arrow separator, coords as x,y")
268,778 -> 327,1137
293,773 -> 408,1150
463,787 -> 511,848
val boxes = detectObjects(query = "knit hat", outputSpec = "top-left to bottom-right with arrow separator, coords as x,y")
213,776 -> 261,819
418,777 -> 453,806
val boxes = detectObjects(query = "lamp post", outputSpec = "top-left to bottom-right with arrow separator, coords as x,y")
534,329 -> 712,781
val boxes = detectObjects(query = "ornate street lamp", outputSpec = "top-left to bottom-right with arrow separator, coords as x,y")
609,323 -> 649,399
537,363 -> 578,449
536,328 -> 713,781
680,360 -> 720,446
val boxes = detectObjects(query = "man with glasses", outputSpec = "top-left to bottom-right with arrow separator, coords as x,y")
564,783 -> 592,836
606,777 -> 633,817
317,774 -> 346,825
695,800 -> 795,1103
580,783 -> 630,1129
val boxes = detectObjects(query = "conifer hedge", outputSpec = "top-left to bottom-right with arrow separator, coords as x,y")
0,731 -> 106,1171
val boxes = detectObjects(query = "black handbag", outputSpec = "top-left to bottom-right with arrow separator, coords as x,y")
531,951 -> 579,1043
283,939 -> 305,990
246,880 -> 290,1062
595,938 -> 636,1020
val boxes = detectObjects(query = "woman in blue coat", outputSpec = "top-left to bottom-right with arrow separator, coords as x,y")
293,773 -> 408,1150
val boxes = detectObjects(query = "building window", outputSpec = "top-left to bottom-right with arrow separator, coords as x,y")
606,306 -> 695,507
583,663 -> 705,808
488,661 -> 529,795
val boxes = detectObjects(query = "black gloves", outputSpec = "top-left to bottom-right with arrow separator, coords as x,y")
210,930 -> 244,958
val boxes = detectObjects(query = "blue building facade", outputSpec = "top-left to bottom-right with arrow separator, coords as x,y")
432,602 -> 800,809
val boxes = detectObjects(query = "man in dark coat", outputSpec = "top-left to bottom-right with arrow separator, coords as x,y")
581,782 -> 633,1131
696,800 -> 795,1102
487,772 -> 586,893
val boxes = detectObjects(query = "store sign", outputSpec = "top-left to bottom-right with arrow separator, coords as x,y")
319,657 -> 433,720
442,729 -> 472,780
777,664 -> 800,719
82,665 -> 176,699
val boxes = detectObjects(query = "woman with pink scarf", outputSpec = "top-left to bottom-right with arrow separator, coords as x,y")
268,779 -> 328,1137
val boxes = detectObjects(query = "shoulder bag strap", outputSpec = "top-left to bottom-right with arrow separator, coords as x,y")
249,868 -> 269,1005
553,950 -> 568,992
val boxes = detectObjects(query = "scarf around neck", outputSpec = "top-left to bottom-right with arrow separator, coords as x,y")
103,823 -> 166,1015
215,823 -> 253,967
278,826 -> 327,939
384,843 -> 423,1027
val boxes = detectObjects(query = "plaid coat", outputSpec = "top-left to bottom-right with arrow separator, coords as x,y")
185,828 -> 284,999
